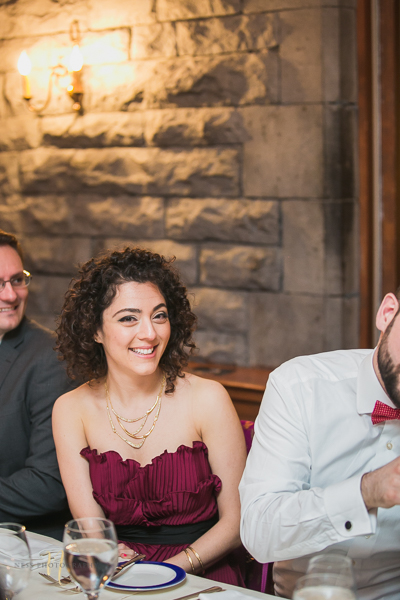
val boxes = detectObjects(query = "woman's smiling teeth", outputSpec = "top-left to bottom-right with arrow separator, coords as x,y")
131,347 -> 155,355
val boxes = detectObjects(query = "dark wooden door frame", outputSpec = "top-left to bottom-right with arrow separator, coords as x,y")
358,0 -> 374,348
379,1 -> 399,297
358,0 -> 399,347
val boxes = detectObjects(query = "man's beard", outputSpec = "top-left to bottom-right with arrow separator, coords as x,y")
377,314 -> 400,408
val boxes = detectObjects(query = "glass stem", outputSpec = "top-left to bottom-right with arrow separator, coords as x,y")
85,594 -> 99,600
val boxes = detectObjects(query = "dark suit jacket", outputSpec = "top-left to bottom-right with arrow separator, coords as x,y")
0,317 -> 74,539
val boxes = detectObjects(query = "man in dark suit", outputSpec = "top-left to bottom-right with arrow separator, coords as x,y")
0,229 -> 73,539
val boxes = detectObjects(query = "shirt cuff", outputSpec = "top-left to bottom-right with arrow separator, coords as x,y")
323,474 -> 376,537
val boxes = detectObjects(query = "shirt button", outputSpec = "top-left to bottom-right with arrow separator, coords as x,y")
345,521 -> 352,530
387,441 -> 393,450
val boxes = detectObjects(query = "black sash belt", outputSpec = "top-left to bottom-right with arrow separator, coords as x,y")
116,514 -> 218,545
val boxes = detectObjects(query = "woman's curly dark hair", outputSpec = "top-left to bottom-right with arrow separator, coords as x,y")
56,247 -> 197,394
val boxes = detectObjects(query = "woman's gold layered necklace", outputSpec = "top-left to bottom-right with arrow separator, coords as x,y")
105,374 -> 166,449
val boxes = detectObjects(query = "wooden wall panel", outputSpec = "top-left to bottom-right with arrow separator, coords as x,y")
358,0 -> 400,346
380,0 -> 399,297
358,0 -> 374,347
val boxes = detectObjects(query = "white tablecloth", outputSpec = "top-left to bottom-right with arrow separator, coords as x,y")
17,532 -> 274,600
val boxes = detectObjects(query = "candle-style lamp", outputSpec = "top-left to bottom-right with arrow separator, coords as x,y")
67,44 -> 84,113
17,20 -> 84,114
17,51 -> 32,100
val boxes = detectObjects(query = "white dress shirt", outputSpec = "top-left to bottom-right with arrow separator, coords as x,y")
239,349 -> 400,600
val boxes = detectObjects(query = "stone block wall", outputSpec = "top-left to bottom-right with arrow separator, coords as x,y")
0,0 -> 358,367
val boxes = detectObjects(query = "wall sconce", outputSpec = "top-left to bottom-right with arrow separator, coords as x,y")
17,20 -> 84,114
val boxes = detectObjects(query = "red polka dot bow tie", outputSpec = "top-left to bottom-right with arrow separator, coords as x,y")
371,400 -> 400,425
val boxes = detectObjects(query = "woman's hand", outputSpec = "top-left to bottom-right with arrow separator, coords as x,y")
118,543 -> 139,559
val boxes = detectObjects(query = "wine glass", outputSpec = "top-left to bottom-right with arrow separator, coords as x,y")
0,523 -> 31,600
63,517 -> 118,600
293,573 -> 357,600
307,554 -> 356,589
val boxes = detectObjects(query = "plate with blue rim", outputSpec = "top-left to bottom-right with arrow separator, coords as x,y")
107,561 -> 186,591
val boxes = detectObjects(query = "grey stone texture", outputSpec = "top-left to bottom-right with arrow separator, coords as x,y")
190,287 -> 248,332
98,239 -> 197,286
88,52 -> 277,112
157,0 -> 241,21
0,0 -> 359,367
283,200 -> 325,294
200,245 -> 280,290
249,293 -> 327,366
279,8 -> 357,104
132,23 -> 177,59
193,330 -> 247,365
244,0 -> 356,10
17,147 -> 239,197
342,201 -> 359,297
283,199 -> 356,297
0,153 -> 20,196
21,236 -> 92,275
0,117 -> 41,151
41,113 -> 145,148
89,0 -> 156,29
280,9 -> 324,103
321,8 -> 357,103
0,0 -> 89,39
0,74 -> 6,120
343,296 -> 360,350
166,198 -> 279,243
324,104 -> 357,199
242,105 -> 324,198
145,108 -> 249,146
27,274 -> 72,327
140,52 -> 279,109
0,195 -> 164,238
325,296 -> 343,351
176,14 -> 278,56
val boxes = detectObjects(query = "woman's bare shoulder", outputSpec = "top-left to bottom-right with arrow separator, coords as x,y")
179,372 -> 233,412
180,371 -> 228,395
180,373 -> 244,448
55,380 -> 102,411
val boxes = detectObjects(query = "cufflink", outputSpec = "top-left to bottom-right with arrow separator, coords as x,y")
345,521 -> 352,530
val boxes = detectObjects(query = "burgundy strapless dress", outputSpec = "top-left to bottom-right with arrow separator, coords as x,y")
81,442 -> 245,586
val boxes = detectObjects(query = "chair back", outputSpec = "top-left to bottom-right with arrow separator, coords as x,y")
240,419 -> 269,592
241,420 -> 255,455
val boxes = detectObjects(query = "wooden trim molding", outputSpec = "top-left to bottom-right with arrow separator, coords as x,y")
379,0 -> 399,296
358,0 -> 374,348
358,0 -> 400,346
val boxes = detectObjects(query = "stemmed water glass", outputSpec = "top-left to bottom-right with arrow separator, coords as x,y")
0,523 -> 31,600
63,517 -> 118,600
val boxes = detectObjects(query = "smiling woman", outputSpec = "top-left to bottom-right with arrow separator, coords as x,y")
95,281 -> 172,385
56,248 -> 195,394
53,247 -> 247,587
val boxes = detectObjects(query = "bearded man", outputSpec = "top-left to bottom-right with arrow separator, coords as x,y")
0,229 -> 73,539
240,290 -> 400,600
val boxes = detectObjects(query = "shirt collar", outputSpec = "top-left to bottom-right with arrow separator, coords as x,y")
357,349 -> 397,414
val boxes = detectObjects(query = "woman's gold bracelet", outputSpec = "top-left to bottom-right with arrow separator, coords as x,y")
184,548 -> 195,573
187,546 -> 205,575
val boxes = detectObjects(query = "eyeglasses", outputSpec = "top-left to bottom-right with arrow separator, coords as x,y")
0,270 -> 32,293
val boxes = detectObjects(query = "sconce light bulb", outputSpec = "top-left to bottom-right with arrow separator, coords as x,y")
69,45 -> 83,72
18,51 -> 32,76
